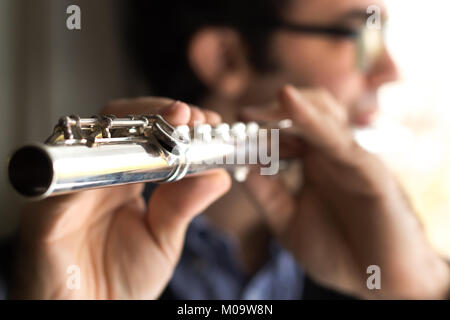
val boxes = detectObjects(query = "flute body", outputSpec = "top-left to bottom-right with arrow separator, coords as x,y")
8,114 -> 280,199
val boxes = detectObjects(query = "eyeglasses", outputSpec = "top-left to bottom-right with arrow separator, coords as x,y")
273,21 -> 386,72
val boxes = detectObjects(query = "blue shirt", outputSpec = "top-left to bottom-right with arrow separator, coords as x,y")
166,214 -> 305,300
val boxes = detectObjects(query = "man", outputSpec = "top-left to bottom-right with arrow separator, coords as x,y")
6,0 -> 450,299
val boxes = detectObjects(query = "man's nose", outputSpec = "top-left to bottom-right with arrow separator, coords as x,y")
367,48 -> 400,88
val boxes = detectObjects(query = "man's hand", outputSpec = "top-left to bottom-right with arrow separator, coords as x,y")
241,85 -> 450,299
12,99 -> 231,299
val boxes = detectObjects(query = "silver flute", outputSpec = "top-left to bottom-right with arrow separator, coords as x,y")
8,114 -> 291,199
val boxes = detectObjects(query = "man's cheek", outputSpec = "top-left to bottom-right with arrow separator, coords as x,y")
320,74 -> 365,109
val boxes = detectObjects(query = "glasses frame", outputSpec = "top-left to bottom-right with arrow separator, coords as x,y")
274,21 -> 361,39
271,20 -> 386,71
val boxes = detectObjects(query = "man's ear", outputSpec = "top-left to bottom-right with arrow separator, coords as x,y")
188,28 -> 250,98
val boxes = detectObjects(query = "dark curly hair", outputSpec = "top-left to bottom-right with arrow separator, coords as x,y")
125,0 -> 290,104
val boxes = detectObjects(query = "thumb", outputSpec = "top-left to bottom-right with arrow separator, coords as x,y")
146,169 -> 231,261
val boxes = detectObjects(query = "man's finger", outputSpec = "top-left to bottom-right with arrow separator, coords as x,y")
158,101 -> 192,126
22,184 -> 145,242
279,85 -> 353,158
146,170 -> 231,261
203,110 -> 222,126
188,107 -> 207,126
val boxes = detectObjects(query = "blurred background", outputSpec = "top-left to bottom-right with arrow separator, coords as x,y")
356,0 -> 450,259
0,0 -> 143,236
1,0 -> 449,258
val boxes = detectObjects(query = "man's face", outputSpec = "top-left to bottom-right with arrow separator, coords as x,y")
249,0 -> 398,128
